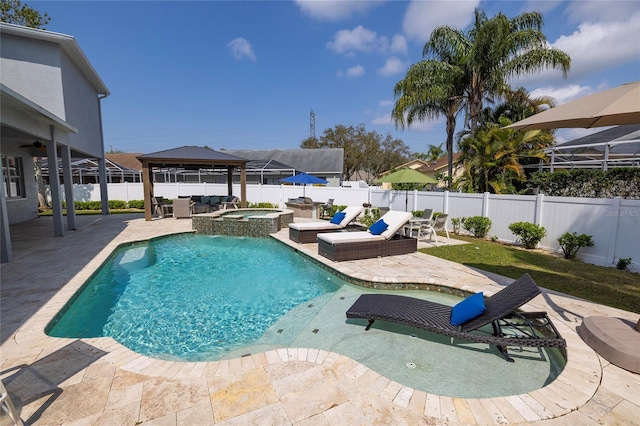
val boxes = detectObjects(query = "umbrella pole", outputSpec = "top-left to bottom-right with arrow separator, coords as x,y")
405,190 -> 409,212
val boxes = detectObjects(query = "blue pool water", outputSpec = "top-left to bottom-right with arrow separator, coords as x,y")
47,234 -> 343,361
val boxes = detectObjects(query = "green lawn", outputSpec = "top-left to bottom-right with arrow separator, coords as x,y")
421,235 -> 640,314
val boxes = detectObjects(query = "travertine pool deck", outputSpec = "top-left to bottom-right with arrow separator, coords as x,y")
1,214 -> 638,425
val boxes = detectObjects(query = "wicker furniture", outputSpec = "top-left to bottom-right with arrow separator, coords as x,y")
316,211 -> 415,261
172,198 -> 194,218
346,273 -> 566,362
288,206 -> 364,243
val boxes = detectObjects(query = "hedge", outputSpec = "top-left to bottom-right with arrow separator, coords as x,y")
527,168 -> 640,199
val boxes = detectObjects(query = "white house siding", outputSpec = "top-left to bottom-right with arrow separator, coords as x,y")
59,50 -> 103,157
0,35 -> 66,120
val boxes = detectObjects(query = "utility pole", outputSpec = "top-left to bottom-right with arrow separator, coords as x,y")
310,108 -> 315,139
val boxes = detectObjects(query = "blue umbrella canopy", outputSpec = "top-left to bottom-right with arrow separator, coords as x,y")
280,173 -> 328,185
281,173 -> 328,197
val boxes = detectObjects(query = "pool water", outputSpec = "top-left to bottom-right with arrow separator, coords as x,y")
47,234 -> 343,361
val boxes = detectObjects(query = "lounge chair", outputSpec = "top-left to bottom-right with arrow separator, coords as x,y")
346,273 -> 566,362
288,206 -> 364,243
317,210 -> 415,261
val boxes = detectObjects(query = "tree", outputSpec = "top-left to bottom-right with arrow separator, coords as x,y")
392,51 -> 466,191
455,117 -> 547,193
0,0 -> 50,28
300,124 -> 410,183
426,8 -> 570,139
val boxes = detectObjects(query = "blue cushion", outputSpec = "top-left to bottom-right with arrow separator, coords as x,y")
201,196 -> 210,204
330,211 -> 346,224
369,219 -> 388,235
450,292 -> 486,326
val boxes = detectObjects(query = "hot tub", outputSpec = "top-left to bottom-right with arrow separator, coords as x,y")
192,208 -> 294,237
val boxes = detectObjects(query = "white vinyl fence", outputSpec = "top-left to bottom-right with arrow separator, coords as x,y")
59,183 -> 640,269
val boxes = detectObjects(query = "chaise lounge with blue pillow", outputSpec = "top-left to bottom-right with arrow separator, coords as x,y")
345,273 -> 566,362
288,206 -> 365,243
317,210 -> 415,261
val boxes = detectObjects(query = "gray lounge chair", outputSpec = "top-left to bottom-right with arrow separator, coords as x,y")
346,274 -> 566,362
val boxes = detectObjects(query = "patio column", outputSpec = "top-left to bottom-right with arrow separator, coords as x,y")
142,160 -> 153,221
0,147 -> 12,262
97,95 -> 109,215
47,127 -> 64,237
226,167 -> 233,196
60,143 -> 76,230
240,164 -> 247,208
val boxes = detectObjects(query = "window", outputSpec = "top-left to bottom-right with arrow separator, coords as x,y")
2,155 -> 25,199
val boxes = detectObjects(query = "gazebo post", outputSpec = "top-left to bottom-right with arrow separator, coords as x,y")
240,164 -> 247,208
142,160 -> 153,221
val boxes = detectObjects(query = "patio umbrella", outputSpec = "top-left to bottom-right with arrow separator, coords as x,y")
375,168 -> 437,211
280,173 -> 328,196
505,81 -> 640,131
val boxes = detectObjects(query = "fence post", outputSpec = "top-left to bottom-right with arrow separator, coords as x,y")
606,197 -> 622,265
443,190 -> 449,214
534,193 -> 544,225
482,192 -> 490,217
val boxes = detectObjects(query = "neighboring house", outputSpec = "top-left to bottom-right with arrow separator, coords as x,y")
0,23 -> 109,262
223,148 -> 344,186
378,154 -> 462,189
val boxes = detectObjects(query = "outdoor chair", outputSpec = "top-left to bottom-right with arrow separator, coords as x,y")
404,208 -> 434,238
289,206 -> 364,243
172,198 -> 193,218
346,273 -> 566,362
320,199 -> 334,218
419,213 -> 450,246
317,210 -> 415,261
221,196 -> 239,210
152,196 -> 173,218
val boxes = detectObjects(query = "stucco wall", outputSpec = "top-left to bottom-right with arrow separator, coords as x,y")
2,145 -> 38,224
0,34 -> 66,120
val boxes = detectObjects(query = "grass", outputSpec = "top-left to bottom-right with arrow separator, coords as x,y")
421,234 -> 640,314
38,209 -> 144,216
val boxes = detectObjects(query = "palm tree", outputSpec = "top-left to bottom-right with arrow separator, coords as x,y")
392,58 -> 466,190
456,118 -> 547,193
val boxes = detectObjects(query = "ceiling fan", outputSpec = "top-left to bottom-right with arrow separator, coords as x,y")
19,140 -> 46,151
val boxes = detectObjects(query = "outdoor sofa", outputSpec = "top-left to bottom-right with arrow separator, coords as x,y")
317,210 -> 415,261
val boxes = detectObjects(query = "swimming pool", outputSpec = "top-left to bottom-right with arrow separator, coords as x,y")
46,233 -> 565,397
46,234 -> 342,361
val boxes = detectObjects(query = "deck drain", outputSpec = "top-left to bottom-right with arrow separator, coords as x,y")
312,329 -> 319,333
406,362 -> 416,369
308,304 -> 314,308
241,353 -> 251,357
339,297 -> 345,300
277,329 -> 283,334
409,334 -> 417,338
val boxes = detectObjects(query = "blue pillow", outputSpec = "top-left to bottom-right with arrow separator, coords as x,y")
330,211 -> 346,224
369,219 -> 388,235
450,292 -> 486,326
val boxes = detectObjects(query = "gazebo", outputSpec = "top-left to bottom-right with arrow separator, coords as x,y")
137,146 -> 248,221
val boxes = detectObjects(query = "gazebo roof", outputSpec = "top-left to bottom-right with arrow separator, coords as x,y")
137,146 -> 248,167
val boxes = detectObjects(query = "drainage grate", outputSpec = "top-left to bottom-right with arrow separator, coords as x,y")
312,329 -> 319,333
277,329 -> 283,334
406,362 -> 416,369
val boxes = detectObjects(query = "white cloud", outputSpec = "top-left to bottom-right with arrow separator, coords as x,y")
338,65 -> 365,78
294,0 -> 384,21
564,1 -> 640,24
373,112 -> 442,131
227,38 -> 256,62
327,25 -> 389,55
529,84 -> 595,106
390,35 -> 408,55
379,100 -> 393,107
378,57 -> 406,77
402,0 -> 478,43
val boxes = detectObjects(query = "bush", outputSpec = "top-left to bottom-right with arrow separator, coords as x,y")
360,207 -> 381,228
616,257 -> 632,271
508,221 -> 547,249
128,199 -> 145,209
247,202 -> 276,208
461,216 -> 492,238
108,200 -> 127,209
558,232 -> 594,259
451,217 -> 463,235
75,201 -> 102,210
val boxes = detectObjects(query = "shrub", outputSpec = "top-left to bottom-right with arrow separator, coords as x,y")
557,232 -> 594,259
360,207 -> 381,228
247,202 -> 276,208
108,200 -> 127,209
75,201 -> 102,210
616,257 -> 632,271
508,221 -> 547,249
128,199 -> 145,209
461,216 -> 492,238
451,217 -> 463,235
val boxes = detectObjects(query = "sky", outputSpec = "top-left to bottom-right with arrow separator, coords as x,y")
33,0 -> 640,155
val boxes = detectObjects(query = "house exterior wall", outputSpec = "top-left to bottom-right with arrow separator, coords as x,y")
0,34 -> 66,120
2,145 -> 38,224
